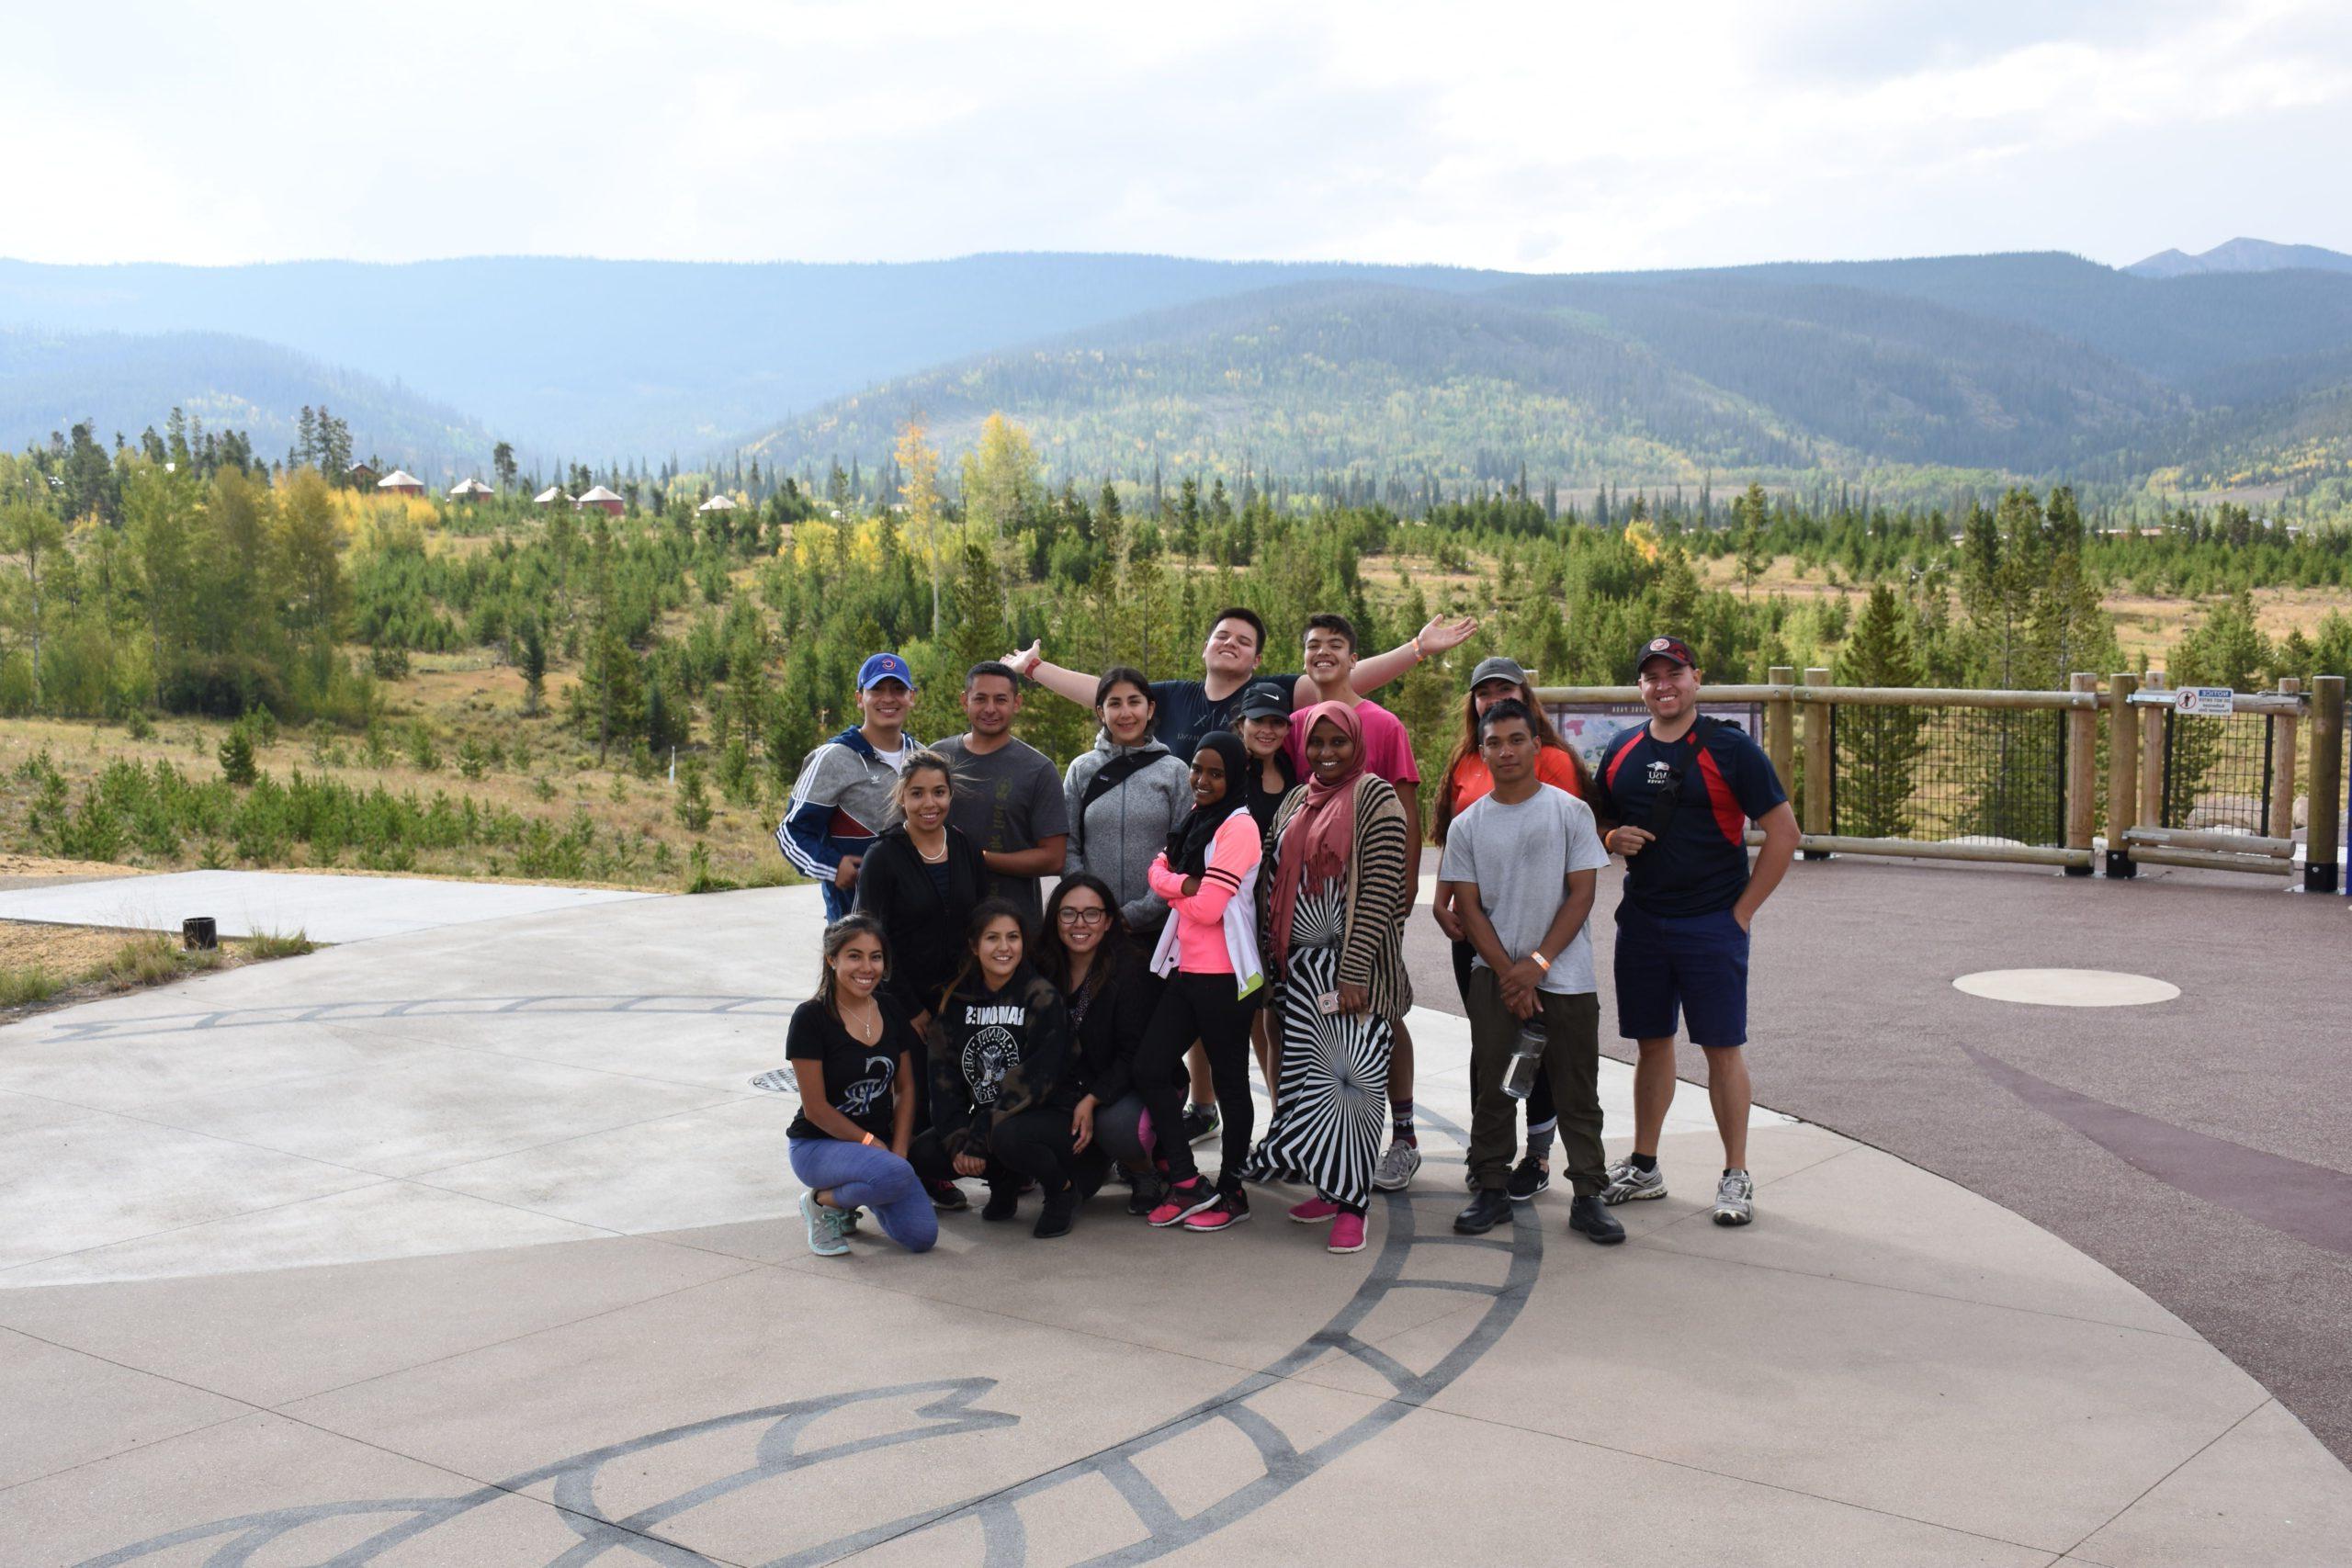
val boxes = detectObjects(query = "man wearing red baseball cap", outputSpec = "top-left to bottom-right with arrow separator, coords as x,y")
1588,636 -> 1799,1226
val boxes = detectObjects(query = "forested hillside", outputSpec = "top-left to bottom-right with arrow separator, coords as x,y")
0,329 -> 491,473
7,410 -> 2351,887
0,254 -> 1495,454
749,283 -> 1825,492
17,249 -> 2352,516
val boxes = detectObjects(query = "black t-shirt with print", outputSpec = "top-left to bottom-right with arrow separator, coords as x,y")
1590,718 -> 1788,919
1149,672 -> 1305,761
785,995 -> 919,1141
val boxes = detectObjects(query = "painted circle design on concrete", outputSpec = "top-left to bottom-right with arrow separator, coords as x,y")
1953,968 -> 2180,1008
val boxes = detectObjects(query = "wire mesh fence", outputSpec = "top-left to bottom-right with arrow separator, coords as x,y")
1832,704 -> 2068,847
2160,711 -> 2273,833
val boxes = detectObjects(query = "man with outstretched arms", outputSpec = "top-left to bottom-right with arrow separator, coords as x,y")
1006,604 -> 1477,761
934,660 -> 1069,923
776,652 -> 925,919
1588,636 -> 1799,1226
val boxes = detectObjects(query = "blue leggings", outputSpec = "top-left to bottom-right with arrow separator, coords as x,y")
787,1137 -> 938,1253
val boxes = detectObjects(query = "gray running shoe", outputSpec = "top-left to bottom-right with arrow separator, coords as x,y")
1713,1168 -> 1755,1226
1372,1139 -> 1422,1191
1600,1158 -> 1668,1206
798,1190 -> 850,1258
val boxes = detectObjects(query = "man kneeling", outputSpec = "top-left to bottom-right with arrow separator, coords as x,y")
1440,700 -> 1623,1245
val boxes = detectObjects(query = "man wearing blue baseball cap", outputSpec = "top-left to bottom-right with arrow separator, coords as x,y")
776,652 -> 926,919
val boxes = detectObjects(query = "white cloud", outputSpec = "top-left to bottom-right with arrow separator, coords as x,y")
5,0 -> 2348,270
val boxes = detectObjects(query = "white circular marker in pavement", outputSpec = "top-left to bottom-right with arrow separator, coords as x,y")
1952,968 -> 2180,1008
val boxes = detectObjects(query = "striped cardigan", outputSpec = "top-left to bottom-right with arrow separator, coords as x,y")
1256,774 -> 1414,1019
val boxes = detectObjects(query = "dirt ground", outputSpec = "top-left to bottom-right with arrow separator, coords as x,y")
0,919 -> 309,1027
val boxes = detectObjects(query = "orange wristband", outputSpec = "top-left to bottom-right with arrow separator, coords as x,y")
860,1133 -> 878,1147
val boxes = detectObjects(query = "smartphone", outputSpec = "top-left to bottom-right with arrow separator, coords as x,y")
1317,990 -> 1342,1014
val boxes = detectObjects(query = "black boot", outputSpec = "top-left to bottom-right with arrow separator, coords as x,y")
1454,1188 -> 1513,1235
1569,1194 -> 1626,1245
981,1184 -> 1020,1222
1034,1183 -> 1078,1239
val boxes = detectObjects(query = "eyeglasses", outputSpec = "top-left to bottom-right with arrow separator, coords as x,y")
1056,908 -> 1109,927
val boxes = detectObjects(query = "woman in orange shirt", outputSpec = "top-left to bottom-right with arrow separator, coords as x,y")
1428,656 -> 1590,1203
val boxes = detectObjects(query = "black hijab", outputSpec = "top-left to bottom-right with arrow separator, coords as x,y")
1167,730 -> 1251,875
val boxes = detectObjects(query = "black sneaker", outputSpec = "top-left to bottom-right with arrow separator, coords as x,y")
1453,1189 -> 1513,1235
1182,1105 -> 1220,1146
1506,1156 -> 1551,1203
927,1180 -> 969,1213
1126,1171 -> 1166,1218
1569,1194 -> 1626,1245
1034,1186 -> 1078,1239
981,1185 -> 1020,1223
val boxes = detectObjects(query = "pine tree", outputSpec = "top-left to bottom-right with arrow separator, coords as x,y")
1834,584 -> 1928,838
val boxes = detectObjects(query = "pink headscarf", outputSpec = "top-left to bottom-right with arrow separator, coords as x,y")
1270,701 -> 1368,974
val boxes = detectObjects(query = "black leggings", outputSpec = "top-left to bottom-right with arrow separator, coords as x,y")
1137,972 -> 1261,1188
910,1108 -> 1102,1194
1450,938 -> 1555,1130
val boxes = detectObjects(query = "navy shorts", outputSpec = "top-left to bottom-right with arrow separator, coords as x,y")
1612,899 -> 1749,1047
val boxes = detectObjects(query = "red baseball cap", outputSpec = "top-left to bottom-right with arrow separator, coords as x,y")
1635,636 -> 1695,672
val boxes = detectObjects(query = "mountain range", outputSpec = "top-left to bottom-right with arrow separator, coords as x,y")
2125,238 -> 2352,280
6,243 -> 2352,502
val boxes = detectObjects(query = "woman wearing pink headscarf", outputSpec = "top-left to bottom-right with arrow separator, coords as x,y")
1245,702 -> 1413,1256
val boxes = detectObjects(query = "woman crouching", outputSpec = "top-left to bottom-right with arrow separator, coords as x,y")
786,915 -> 937,1258
913,900 -> 1088,1238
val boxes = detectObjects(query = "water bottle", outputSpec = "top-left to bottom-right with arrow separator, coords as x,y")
1502,1021 -> 1545,1100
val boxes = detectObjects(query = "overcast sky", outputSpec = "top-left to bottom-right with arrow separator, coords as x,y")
9,0 -> 2348,273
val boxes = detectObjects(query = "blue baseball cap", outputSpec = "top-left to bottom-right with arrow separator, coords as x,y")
857,652 -> 914,691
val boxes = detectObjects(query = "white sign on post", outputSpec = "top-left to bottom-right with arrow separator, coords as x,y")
2174,686 -> 2236,717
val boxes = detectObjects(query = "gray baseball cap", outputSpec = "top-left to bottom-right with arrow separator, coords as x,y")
1468,655 -> 1530,690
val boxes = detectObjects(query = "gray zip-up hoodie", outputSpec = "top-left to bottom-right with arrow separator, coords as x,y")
1062,732 -> 1192,934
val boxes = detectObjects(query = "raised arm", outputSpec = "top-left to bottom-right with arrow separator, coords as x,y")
1004,641 -> 1098,707
1348,614 -> 1479,697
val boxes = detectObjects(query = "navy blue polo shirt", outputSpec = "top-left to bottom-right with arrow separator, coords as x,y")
1590,719 -> 1787,918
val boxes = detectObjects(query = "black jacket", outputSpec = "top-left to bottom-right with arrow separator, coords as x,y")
1057,950 -> 1168,1111
854,825 -> 992,1020
923,964 -> 1069,1158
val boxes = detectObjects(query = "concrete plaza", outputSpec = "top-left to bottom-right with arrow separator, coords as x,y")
2,870 -> 2348,1565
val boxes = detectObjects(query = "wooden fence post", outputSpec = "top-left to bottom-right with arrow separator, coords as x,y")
2308,675 -> 2344,894
1766,665 -> 1795,796
1801,667 -> 1832,860
2106,671 -> 2138,878
2064,672 -> 2098,875
2139,671 -> 2167,829
2270,677 -> 2301,843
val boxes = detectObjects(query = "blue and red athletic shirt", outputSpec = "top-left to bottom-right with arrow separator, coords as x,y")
1590,719 -> 1787,918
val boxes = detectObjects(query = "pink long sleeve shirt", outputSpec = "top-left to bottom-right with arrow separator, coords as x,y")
1146,813 -> 1262,975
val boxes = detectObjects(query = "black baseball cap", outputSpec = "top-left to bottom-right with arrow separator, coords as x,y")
1635,636 -> 1695,672
1238,682 -> 1291,720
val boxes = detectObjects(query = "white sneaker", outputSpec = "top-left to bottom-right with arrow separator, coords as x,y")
1600,1158 -> 1668,1205
799,1190 -> 850,1257
1713,1168 -> 1755,1226
1372,1140 -> 1421,1191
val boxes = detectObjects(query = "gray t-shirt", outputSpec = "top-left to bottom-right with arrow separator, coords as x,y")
936,735 -> 1070,919
1438,785 -> 1611,995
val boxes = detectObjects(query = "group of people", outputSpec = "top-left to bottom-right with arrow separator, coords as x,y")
775,608 -> 1800,1261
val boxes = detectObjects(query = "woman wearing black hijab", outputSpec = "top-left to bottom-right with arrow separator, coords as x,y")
1134,731 -> 1267,1232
